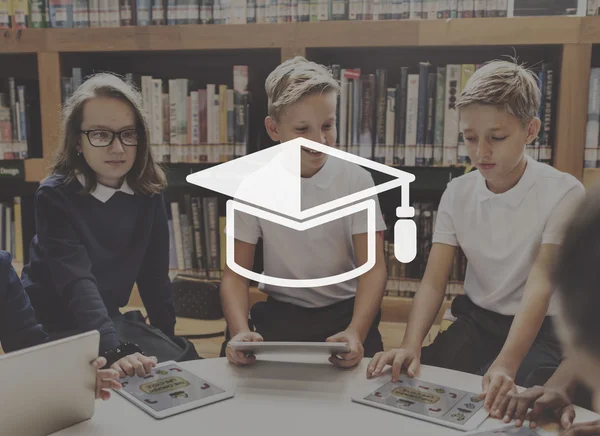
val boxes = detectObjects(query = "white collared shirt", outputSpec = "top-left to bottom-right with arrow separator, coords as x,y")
432,155 -> 586,315
76,173 -> 134,203
233,155 -> 387,308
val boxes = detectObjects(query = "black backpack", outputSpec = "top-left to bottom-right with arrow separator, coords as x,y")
111,310 -> 201,363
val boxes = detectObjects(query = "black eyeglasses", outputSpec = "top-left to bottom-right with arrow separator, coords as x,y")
80,129 -> 139,147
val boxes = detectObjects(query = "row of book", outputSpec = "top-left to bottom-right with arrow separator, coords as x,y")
584,67 -> 600,168
167,194 -> 223,279
0,79 -> 29,160
328,61 -> 555,167
0,198 -> 24,265
1,0 -> 594,29
62,66 -> 251,163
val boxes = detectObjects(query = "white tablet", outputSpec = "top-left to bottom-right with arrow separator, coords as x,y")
351,374 -> 489,432
227,341 -> 350,355
114,360 -> 234,419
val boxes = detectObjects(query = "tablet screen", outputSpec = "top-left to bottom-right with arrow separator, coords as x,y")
119,363 -> 225,413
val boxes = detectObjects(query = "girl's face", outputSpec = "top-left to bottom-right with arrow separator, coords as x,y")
77,96 -> 138,189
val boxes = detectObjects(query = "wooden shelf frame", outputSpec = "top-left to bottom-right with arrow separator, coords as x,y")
1,16 -> 599,183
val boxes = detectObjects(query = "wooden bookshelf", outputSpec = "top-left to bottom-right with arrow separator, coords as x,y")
583,168 -> 600,189
24,158 -> 48,182
2,15 -> 600,297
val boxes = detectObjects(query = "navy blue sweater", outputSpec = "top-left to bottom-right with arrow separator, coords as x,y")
21,174 -> 176,353
0,251 -> 48,353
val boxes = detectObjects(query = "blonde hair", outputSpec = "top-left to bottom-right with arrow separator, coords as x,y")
49,72 -> 167,196
456,59 -> 541,127
265,56 -> 340,120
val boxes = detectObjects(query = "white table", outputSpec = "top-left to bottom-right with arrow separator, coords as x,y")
51,354 -> 600,436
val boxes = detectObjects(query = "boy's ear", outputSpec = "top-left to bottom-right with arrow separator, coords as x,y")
265,116 -> 280,142
526,117 -> 542,144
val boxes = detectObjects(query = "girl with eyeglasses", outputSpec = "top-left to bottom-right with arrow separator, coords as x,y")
20,73 -> 177,375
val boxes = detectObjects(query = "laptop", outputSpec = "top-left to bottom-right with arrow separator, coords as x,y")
0,330 -> 100,436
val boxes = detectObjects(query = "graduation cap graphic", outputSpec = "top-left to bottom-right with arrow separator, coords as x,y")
186,138 -> 417,288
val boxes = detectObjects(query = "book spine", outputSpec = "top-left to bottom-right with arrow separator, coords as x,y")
17,86 -> 26,143
425,72 -> 436,166
585,68 -> 600,168
416,62 -> 430,166
395,67 -> 408,166
374,69 -> 387,163
12,0 -> 29,28
233,65 -> 249,157
358,74 -> 375,159
457,64 -> 475,165
191,197 -> 207,277
352,70 -> 361,154
405,74 -> 419,167
226,88 -> 235,159
135,0 -> 150,24
49,0 -> 74,27
542,67 -> 554,165
496,0 -> 506,16
433,66 -> 446,166
331,0 -> 345,19
385,88 -> 396,166
443,65 -> 461,166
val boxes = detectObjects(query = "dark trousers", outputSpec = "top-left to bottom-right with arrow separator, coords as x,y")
220,296 -> 384,358
421,295 -> 563,387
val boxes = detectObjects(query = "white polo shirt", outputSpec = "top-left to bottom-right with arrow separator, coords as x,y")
432,154 -> 586,316
233,155 -> 387,308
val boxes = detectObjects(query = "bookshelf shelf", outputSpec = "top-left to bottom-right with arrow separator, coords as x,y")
24,158 -> 47,182
581,16 -> 600,43
0,17 -> 592,56
583,168 -> 600,189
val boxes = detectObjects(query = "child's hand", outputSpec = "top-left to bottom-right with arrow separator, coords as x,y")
561,419 -> 600,436
480,365 -> 517,419
111,352 -> 158,378
326,329 -> 363,368
366,347 -> 421,382
92,357 -> 122,401
226,331 -> 263,366
504,385 -> 575,429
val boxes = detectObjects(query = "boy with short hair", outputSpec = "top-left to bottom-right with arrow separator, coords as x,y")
367,60 -> 586,419
220,56 -> 388,369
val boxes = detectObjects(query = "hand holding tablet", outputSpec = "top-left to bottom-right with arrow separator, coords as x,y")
114,361 -> 234,419
227,341 -> 351,356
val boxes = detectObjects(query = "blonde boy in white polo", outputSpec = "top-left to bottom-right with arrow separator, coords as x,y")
367,60 -> 585,421
220,56 -> 388,369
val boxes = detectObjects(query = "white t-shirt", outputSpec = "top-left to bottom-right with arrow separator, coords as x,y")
432,155 -> 586,316
233,155 -> 387,308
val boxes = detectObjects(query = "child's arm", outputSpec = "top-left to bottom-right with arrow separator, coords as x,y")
327,232 -> 387,368
480,243 -> 557,416
136,194 -> 176,338
506,358 -> 578,429
366,242 -> 456,380
0,252 -> 49,352
481,184 -> 586,417
367,182 -> 457,381
220,239 -> 263,366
